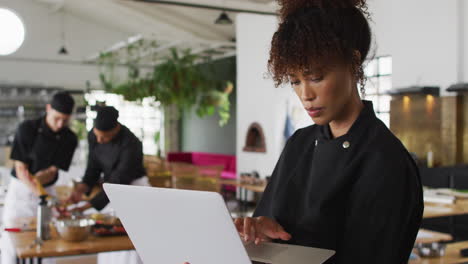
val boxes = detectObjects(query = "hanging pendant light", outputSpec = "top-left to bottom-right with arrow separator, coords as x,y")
58,46 -> 68,55
58,9 -> 69,55
215,0 -> 232,25
215,11 -> 233,25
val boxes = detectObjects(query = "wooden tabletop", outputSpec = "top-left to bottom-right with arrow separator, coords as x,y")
7,230 -> 134,259
220,179 -> 266,193
222,180 -> 468,218
424,200 -> 468,218
410,240 -> 468,264
416,229 -> 453,244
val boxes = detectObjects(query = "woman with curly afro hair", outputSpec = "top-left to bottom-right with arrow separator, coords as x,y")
235,0 -> 423,263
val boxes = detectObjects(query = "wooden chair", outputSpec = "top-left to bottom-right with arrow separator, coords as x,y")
169,163 -> 223,193
170,162 -> 199,190
144,155 -> 172,188
143,155 -> 164,177
194,165 -> 224,193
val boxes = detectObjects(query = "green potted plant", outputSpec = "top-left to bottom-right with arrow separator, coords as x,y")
98,47 -> 232,126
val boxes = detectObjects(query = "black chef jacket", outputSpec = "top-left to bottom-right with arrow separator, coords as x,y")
82,125 -> 146,210
10,117 -> 78,187
254,101 -> 423,264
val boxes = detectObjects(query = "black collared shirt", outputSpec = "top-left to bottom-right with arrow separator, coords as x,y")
10,117 -> 78,187
254,101 -> 424,264
82,125 -> 146,211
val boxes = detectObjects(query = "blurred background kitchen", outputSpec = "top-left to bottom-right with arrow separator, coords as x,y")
0,0 -> 467,263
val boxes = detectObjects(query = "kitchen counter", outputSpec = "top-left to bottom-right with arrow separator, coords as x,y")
6,228 -> 134,261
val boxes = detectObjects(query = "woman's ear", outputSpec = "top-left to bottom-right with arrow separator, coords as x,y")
354,50 -> 362,62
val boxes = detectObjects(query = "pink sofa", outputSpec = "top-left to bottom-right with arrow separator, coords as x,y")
167,152 -> 236,180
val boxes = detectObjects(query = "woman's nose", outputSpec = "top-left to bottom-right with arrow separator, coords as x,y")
299,85 -> 316,101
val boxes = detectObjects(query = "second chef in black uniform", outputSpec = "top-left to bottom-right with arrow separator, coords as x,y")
68,106 -> 147,211
68,106 -> 147,264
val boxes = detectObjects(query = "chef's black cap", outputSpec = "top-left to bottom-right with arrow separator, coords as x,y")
50,91 -> 74,115
94,106 -> 119,131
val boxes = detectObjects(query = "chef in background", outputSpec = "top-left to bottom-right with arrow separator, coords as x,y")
2,91 -> 78,264
68,106 -> 148,264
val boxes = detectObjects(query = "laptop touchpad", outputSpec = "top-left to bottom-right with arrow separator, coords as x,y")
245,242 -> 287,264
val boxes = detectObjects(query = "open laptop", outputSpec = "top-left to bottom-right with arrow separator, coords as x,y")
103,183 -> 335,264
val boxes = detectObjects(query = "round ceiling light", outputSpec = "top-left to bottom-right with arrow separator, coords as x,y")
0,8 -> 25,56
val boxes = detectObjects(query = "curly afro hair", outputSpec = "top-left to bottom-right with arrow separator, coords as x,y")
269,0 -> 372,94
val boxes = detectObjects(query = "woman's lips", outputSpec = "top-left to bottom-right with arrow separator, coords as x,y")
306,107 -> 324,117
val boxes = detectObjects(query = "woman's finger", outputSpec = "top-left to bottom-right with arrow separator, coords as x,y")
243,218 -> 254,242
275,225 -> 292,241
234,218 -> 244,233
257,217 -> 291,241
269,222 -> 291,241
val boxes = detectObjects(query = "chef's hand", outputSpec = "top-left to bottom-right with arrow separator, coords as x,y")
35,166 -> 58,185
55,203 -> 71,218
14,161 -> 40,195
234,216 -> 291,245
67,183 -> 89,204
70,202 -> 92,213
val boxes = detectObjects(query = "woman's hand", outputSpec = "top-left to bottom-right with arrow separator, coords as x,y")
178,217 -> 291,264
234,216 -> 291,245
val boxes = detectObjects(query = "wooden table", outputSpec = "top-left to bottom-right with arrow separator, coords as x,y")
218,180 -> 468,219
218,182 -> 468,218
220,179 -> 266,193
220,179 -> 266,213
7,230 -> 134,263
416,229 -> 453,244
424,200 -> 468,218
410,240 -> 468,264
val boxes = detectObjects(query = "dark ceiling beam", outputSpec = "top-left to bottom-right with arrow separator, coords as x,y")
132,0 -> 277,16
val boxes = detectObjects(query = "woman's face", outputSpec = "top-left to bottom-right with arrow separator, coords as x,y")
289,65 -> 357,126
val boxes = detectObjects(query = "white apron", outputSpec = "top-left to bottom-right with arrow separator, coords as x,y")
95,176 -> 150,264
1,176 -> 57,264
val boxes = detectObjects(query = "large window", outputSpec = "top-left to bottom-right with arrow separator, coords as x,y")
85,91 -> 163,155
364,56 -> 392,127
0,8 -> 25,56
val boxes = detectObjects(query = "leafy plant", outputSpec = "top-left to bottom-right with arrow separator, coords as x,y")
97,44 -> 232,126
70,120 -> 87,141
154,131 -> 161,157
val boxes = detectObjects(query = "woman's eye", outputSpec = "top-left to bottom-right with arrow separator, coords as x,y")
290,81 -> 300,86
308,77 -> 323,83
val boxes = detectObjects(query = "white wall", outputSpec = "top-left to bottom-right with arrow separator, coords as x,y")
182,90 -> 237,155
368,0 -> 393,57
369,0 -> 459,94
462,0 -> 468,83
236,13 -> 311,178
0,0 -> 129,90
391,0 -> 457,92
